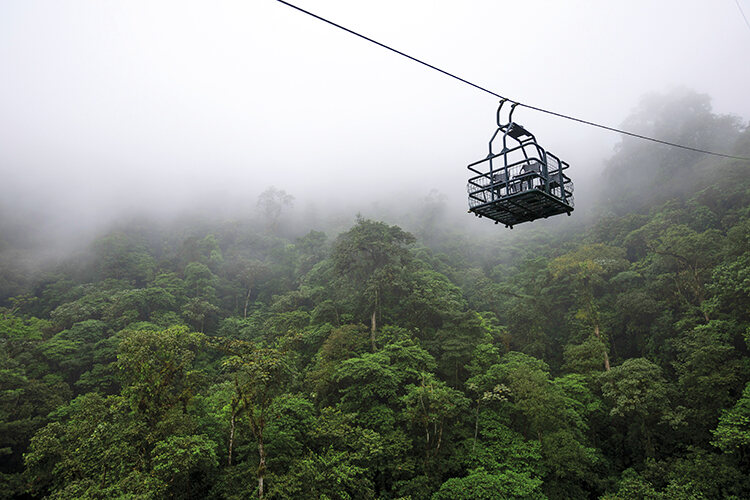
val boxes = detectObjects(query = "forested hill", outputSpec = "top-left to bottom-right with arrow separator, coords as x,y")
1,92 -> 750,499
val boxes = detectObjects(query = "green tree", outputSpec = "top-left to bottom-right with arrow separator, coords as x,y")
601,358 -> 673,460
151,434 -> 218,498
184,262 -> 218,300
24,393 -> 150,499
647,224 -> 722,322
713,382 -> 750,456
674,320 -> 748,445
224,341 -> 291,499
0,351 -> 70,497
550,244 -> 629,371
331,217 -> 415,351
92,233 -> 156,285
469,352 -> 596,497
433,467 -> 545,500
401,373 -> 470,476
118,326 -> 205,440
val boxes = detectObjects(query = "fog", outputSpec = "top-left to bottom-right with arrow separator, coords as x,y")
2,0 -> 749,249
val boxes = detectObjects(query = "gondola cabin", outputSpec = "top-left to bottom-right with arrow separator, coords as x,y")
467,101 -> 574,228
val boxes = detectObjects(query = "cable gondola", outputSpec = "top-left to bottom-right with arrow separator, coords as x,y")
467,100 -> 574,228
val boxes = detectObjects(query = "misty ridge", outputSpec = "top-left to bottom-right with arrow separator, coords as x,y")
0,88 -> 746,276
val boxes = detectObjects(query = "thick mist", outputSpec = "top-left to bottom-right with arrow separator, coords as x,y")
1,0 -> 749,256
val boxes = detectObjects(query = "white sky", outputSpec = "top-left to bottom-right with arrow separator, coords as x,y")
1,0 -> 749,234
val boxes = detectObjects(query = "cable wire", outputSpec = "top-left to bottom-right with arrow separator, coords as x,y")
736,0 -> 750,34
276,0 -> 750,162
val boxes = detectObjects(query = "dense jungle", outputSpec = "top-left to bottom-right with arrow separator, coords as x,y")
1,91 -> 750,499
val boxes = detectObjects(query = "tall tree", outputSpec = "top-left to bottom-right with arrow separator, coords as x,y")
331,217 -> 414,351
223,340 -> 291,499
257,187 -> 294,234
550,244 -> 629,371
401,373 -> 469,477
601,358 -> 673,461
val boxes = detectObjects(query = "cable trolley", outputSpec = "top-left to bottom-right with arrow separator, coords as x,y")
467,100 -> 574,228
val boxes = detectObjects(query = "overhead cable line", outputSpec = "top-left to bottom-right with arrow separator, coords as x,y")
276,0 -> 750,162
735,0 -> 750,34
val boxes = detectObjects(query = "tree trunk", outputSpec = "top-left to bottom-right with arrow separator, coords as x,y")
424,424 -> 431,475
585,296 -> 610,371
472,402 -> 480,455
594,323 -> 610,371
258,436 -> 266,499
370,289 -> 378,352
244,286 -> 252,319
370,308 -> 377,352
228,411 -> 236,466
436,418 -> 444,456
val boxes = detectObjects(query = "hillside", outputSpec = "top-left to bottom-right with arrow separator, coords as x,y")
1,93 -> 750,499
